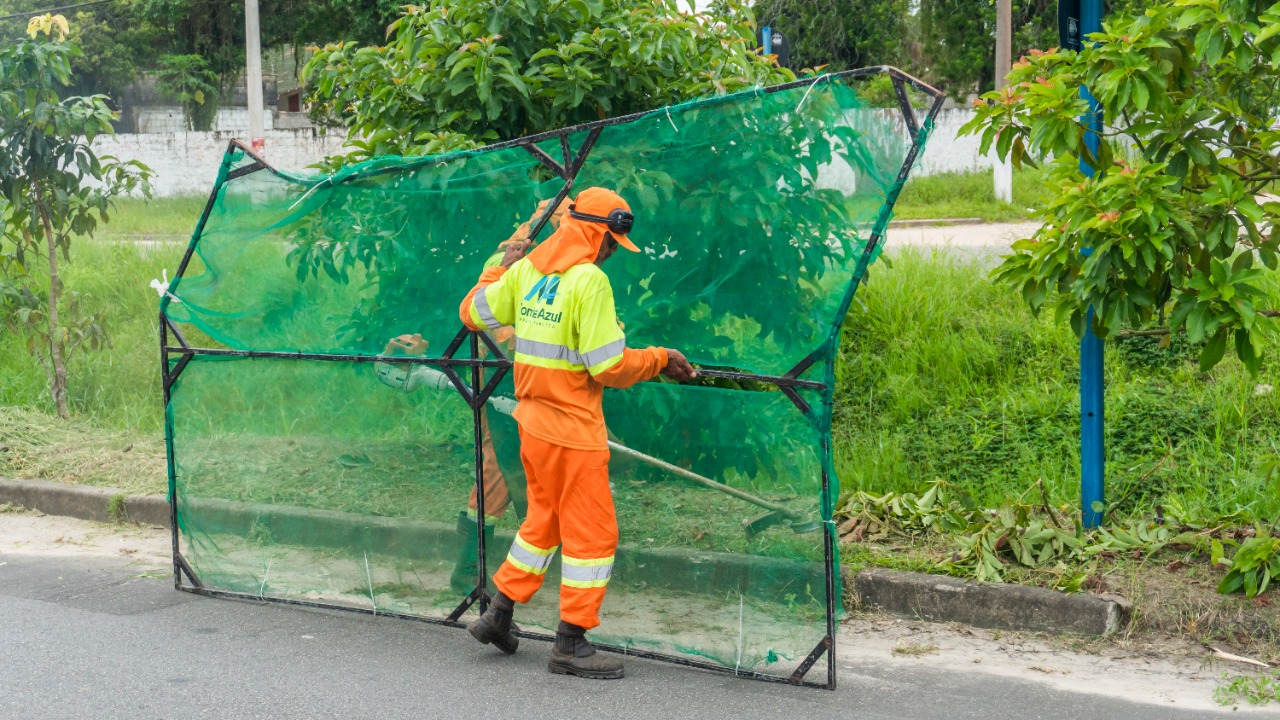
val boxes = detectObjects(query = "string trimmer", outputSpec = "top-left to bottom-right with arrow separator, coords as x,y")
375,350 -> 821,538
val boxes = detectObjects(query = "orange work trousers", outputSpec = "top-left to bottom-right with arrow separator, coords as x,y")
492,430 -> 617,630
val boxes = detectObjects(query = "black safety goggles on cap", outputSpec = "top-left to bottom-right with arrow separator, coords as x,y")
568,204 -> 634,235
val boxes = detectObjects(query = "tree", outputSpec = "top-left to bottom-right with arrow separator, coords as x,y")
301,0 -> 794,161
752,0 -> 911,72
64,2 -> 165,103
156,53 -> 219,130
290,0 -> 879,486
0,15 -> 152,418
136,0 -> 403,94
960,0 -> 1280,374
0,1 -> 164,105
918,0 -> 1058,100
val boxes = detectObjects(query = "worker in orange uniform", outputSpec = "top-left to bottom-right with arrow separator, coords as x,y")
457,187 -> 696,679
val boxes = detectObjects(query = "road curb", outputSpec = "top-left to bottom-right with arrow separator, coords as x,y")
0,478 -> 821,602
852,567 -> 1131,636
0,478 -> 169,527
1,478 -> 1130,635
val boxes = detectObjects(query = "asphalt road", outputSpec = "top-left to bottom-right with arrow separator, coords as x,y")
0,552 -> 1232,720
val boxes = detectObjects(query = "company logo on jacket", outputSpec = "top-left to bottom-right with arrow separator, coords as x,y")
524,276 -> 560,306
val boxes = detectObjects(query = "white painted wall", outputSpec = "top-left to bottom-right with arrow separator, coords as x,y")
91,129 -> 347,197
906,109 -> 993,175
134,106 -> 278,134
93,109 -> 987,198
813,108 -> 993,195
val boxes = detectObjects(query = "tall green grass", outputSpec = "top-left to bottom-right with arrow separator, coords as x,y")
0,198 -> 195,431
837,247 -> 1280,521
96,196 -> 208,239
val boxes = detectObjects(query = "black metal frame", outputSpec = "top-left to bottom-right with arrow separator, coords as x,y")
159,65 -> 945,691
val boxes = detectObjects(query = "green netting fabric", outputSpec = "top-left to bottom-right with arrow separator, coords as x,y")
164,75 -> 933,680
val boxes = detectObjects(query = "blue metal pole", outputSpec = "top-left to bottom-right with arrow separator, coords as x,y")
763,25 -> 773,56
1079,0 -> 1105,528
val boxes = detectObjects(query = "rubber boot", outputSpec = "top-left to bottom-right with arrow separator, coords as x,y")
467,591 -> 519,654
548,621 -> 623,679
450,511 -> 495,594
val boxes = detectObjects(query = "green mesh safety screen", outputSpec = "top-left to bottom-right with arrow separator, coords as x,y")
162,69 -> 940,686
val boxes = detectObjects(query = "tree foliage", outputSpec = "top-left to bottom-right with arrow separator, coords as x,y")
752,0 -> 911,71
282,0 -> 897,485
0,15 -> 152,418
961,0 -> 1279,374
302,0 -> 794,162
156,53 -> 219,130
0,1 -> 164,104
137,0 -> 406,85
919,0 -> 1062,100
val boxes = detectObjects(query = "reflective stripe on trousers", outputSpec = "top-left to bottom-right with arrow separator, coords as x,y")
561,554 -> 614,588
504,532 -> 558,576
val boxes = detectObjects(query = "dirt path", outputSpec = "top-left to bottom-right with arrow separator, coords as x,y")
0,509 -> 170,568
2,511 -> 1273,713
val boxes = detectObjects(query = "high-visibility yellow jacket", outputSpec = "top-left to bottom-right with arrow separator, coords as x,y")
460,259 -> 668,451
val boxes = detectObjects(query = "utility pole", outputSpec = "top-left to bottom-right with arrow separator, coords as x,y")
244,0 -> 265,152
1057,0 -> 1106,527
992,0 -> 1013,203
1078,0 -> 1105,528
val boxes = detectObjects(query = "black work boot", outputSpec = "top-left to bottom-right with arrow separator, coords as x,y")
450,511 -> 496,594
548,621 -> 623,679
467,591 -> 519,654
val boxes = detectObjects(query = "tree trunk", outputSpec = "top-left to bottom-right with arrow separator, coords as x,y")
34,182 -> 69,419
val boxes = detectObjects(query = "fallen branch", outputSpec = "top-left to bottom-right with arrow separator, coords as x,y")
1036,478 -> 1064,529
1207,643 -> 1273,669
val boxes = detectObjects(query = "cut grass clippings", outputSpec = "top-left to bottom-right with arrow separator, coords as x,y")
839,515 -> 1280,661
892,639 -> 940,656
0,406 -> 164,495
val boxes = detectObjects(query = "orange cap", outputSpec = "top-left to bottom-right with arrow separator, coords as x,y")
572,187 -> 639,252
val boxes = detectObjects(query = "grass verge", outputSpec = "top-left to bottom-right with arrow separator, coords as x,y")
891,168 -> 1055,222
837,246 -> 1280,521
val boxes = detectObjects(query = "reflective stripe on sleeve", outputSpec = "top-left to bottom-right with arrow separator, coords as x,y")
560,554 -> 614,588
514,337 -> 584,365
505,533 -> 558,576
473,287 -> 503,330
581,338 -> 626,371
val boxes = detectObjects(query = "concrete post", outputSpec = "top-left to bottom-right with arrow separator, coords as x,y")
993,0 -> 1013,203
244,0 -> 265,151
